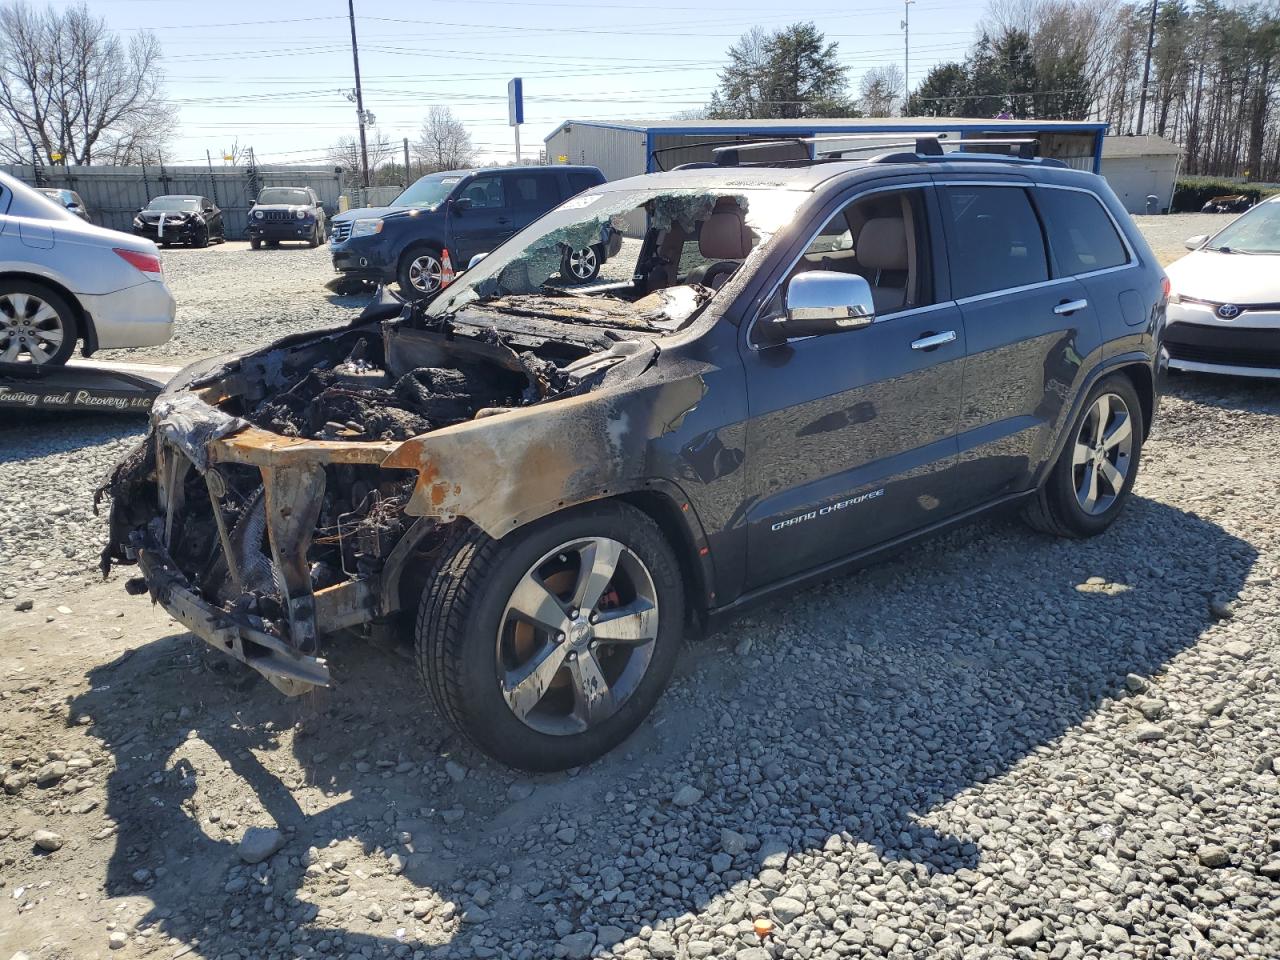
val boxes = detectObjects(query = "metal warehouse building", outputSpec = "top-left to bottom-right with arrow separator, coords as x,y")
543,117 -> 1110,180
1099,134 -> 1182,215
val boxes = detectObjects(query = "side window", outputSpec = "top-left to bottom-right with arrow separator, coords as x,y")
1036,188 -> 1129,276
789,187 -> 935,316
461,175 -> 505,209
506,173 -> 556,209
940,186 -> 1047,299
566,171 -> 599,196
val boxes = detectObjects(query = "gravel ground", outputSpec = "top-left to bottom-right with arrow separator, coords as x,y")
1132,214 -> 1235,266
113,241 -> 367,366
1,223 -> 1278,960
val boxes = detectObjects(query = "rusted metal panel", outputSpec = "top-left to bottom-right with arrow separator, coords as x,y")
210,426 -> 399,468
381,376 -> 707,537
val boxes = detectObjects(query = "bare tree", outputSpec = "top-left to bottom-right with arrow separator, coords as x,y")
415,106 -> 475,172
327,128 -> 397,183
859,64 -> 904,117
0,2 -> 173,165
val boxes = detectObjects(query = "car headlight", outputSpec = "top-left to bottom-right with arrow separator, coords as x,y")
351,219 -> 383,237
254,209 -> 264,219
133,217 -> 143,228
295,209 -> 307,220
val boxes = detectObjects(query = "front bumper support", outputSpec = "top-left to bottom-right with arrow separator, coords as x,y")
134,531 -> 331,692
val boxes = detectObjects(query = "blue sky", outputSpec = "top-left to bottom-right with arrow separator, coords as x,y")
80,0 -> 991,167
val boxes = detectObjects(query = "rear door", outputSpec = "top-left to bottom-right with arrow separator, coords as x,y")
449,173 -> 512,263
504,170 -> 562,232
934,179 -> 1098,508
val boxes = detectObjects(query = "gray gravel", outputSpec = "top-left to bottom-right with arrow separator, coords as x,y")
1,222 -> 1278,959
1133,213 -> 1235,266
113,241 -> 367,365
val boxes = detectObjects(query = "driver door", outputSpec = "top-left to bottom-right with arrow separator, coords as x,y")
740,184 -> 967,589
449,174 -> 513,264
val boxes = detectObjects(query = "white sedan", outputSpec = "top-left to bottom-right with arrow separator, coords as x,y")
1164,196 -> 1280,379
0,171 -> 175,367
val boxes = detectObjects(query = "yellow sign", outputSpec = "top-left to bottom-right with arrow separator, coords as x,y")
557,155 -> 568,163
50,152 -> 63,162
223,154 -> 234,161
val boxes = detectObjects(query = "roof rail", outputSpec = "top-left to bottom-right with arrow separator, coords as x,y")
698,134 -> 1063,169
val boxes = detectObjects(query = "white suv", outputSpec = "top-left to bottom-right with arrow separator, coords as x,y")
0,171 -> 175,367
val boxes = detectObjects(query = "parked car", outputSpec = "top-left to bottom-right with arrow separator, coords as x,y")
328,165 -> 606,298
247,186 -> 327,249
35,187 -> 91,222
100,150 -> 1165,771
1165,195 -> 1280,378
133,195 -> 225,247
0,170 -> 173,367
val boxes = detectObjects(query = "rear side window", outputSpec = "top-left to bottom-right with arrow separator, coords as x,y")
941,186 -> 1048,299
565,171 -> 599,196
1037,188 -> 1129,275
506,173 -> 557,209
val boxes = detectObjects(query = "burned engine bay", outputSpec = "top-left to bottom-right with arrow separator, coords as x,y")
95,296 -> 691,690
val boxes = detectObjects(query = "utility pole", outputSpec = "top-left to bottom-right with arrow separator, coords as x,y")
1136,0 -> 1158,136
347,0 -> 370,189
901,0 -> 915,116
402,137 -> 410,185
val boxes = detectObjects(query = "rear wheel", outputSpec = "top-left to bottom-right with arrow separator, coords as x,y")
0,281 -> 77,367
250,238 -> 262,250
415,502 -> 685,771
560,245 -> 601,282
1023,374 -> 1144,538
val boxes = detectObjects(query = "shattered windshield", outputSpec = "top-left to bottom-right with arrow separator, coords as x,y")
393,174 -> 463,209
427,186 -> 807,324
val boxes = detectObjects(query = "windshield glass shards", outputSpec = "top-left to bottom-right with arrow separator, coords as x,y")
427,186 -> 806,329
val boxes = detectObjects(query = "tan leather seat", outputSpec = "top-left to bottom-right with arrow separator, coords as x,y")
856,217 -> 909,313
689,199 -> 754,289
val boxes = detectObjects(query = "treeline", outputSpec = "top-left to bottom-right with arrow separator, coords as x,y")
705,1 -> 1280,182
910,0 -> 1280,182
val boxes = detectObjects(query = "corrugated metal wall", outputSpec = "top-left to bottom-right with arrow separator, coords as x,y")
1,164 -> 344,239
1101,155 -> 1179,214
545,125 -> 647,182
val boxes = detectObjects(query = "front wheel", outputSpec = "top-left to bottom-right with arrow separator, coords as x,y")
397,246 -> 443,300
250,238 -> 262,250
415,502 -> 685,771
0,281 -> 78,367
307,224 -> 320,248
1023,374 -> 1144,538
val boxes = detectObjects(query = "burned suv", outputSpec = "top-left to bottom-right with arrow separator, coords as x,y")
100,143 -> 1166,771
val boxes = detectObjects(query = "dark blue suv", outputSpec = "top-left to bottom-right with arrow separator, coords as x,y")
329,165 -> 606,298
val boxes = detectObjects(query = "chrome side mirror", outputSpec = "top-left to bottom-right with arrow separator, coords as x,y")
759,271 -> 876,341
467,252 -> 489,269
1184,234 -> 1208,251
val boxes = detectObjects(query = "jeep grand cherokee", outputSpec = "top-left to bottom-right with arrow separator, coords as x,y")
99,143 -> 1167,772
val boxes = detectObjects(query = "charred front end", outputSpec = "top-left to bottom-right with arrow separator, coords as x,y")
97,309 -> 648,694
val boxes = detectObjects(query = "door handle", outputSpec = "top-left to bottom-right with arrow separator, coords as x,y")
910,330 -> 957,351
496,217 -> 512,226
1054,298 -> 1088,315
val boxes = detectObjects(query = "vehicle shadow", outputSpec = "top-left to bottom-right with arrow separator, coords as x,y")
69,494 -> 1255,956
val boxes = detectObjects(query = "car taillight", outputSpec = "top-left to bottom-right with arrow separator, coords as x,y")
1161,276 -> 1171,299
114,248 -> 163,275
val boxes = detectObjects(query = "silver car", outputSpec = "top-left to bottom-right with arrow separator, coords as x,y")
0,171 -> 175,367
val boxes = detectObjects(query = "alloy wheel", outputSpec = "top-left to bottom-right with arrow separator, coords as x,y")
497,537 -> 659,736
0,292 -> 65,364
1071,392 -> 1133,515
408,254 -> 442,293
566,247 -> 598,280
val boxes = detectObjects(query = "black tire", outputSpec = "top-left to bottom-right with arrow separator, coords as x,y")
267,240 -> 279,248
0,280 -> 78,367
397,244 -> 444,300
1023,373 -> 1144,538
307,224 -> 320,248
560,244 -> 602,283
415,502 -> 686,771
250,238 -> 262,250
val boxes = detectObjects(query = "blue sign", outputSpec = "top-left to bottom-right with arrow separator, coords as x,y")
508,77 -> 524,127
